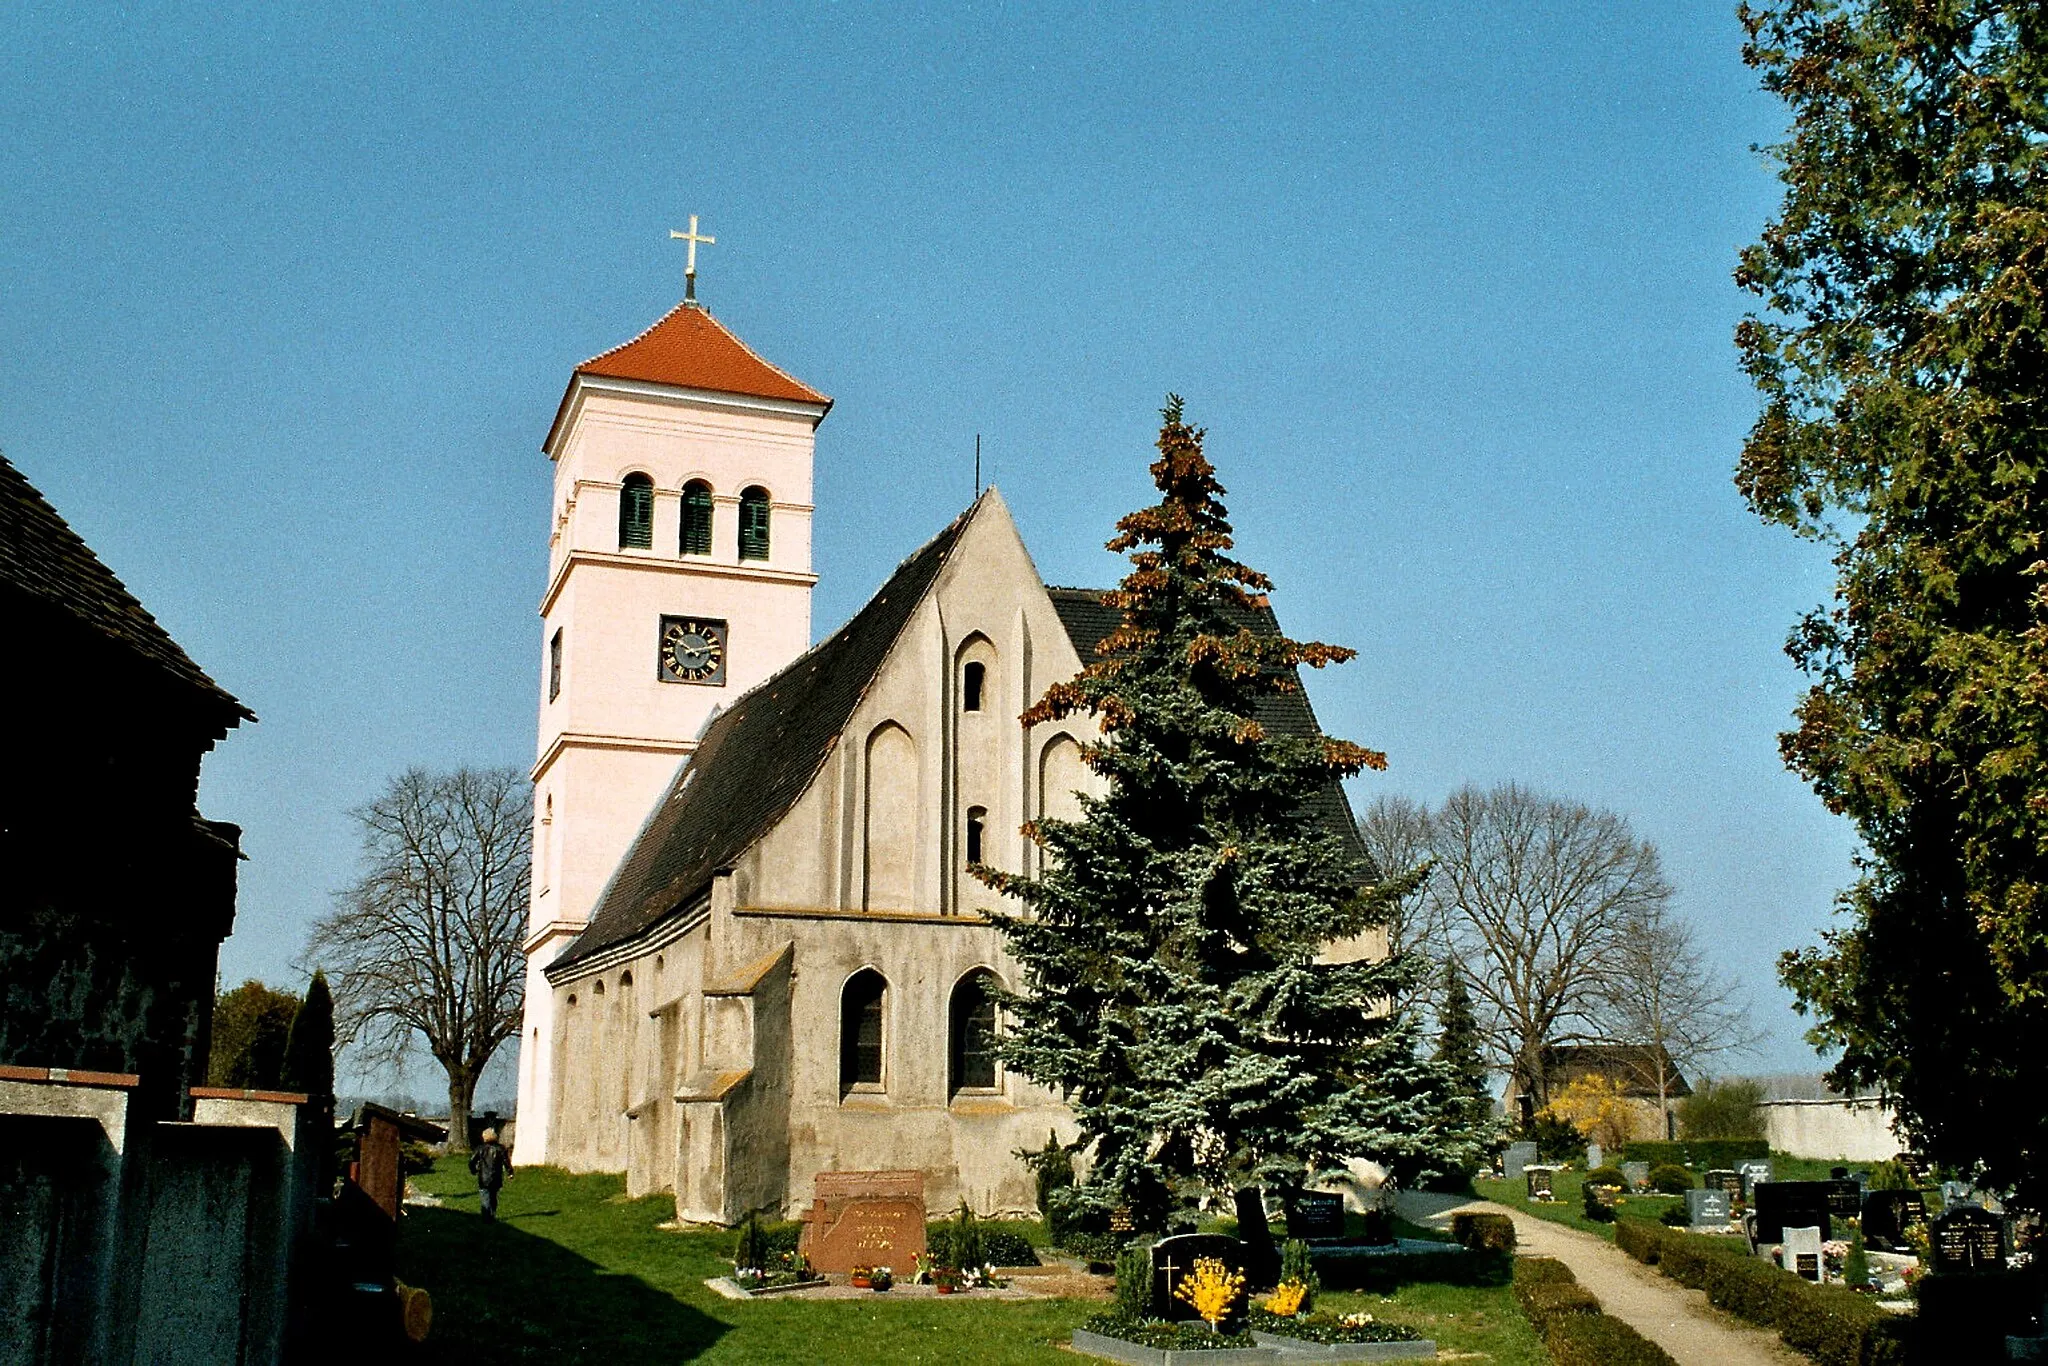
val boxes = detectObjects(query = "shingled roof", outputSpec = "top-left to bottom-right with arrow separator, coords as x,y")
0,451 -> 249,731
576,302 -> 830,406
550,502 -> 977,976
1045,587 -> 1372,875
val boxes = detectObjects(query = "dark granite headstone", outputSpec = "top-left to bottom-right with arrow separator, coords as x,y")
1738,1160 -> 1774,1200
1151,1233 -> 1249,1326
1823,1179 -> 1863,1218
1687,1188 -> 1732,1228
1752,1181 -> 1833,1244
1829,1166 -> 1849,1181
1705,1169 -> 1743,1197
1286,1190 -> 1345,1241
1860,1189 -> 1928,1253
1930,1206 -> 2005,1273
1233,1187 -> 1279,1286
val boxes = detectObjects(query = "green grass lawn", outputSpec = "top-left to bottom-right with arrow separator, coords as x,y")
1476,1151 -> 1882,1243
399,1159 -> 1546,1363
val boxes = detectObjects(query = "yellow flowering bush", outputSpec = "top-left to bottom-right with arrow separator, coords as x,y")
1263,1280 -> 1308,1317
1174,1257 -> 1246,1331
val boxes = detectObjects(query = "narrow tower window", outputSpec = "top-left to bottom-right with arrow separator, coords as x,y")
962,660 -> 985,712
739,486 -> 771,561
680,480 -> 713,556
950,970 -> 999,1094
618,473 -> 654,549
840,969 -> 887,1092
549,628 -> 563,700
965,806 -> 987,866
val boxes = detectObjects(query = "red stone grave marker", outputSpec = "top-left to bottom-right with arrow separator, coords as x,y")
797,1169 -> 928,1274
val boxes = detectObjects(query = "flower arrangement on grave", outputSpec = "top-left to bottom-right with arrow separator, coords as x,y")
849,1264 -> 875,1288
1262,1280 -> 1308,1317
1277,1238 -> 1319,1313
1173,1256 -> 1245,1332
931,1265 -> 961,1294
869,1266 -> 893,1292
911,1250 -> 938,1284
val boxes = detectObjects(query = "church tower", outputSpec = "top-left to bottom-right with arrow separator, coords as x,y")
515,277 -> 830,1165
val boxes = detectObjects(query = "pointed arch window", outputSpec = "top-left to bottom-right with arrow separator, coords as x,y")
680,480 -> 714,556
739,486 -> 771,561
619,473 -> 655,549
840,969 -> 887,1092
965,806 -> 987,866
962,661 -> 986,712
949,970 -> 999,1094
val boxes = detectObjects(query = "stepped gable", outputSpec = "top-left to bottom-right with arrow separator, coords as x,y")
1044,586 -> 1371,875
550,504 -> 976,976
0,451 -> 249,732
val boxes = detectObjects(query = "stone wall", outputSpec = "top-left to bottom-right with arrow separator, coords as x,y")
1760,1098 -> 1904,1162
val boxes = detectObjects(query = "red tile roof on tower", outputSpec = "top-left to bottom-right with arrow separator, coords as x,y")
575,301 -> 830,406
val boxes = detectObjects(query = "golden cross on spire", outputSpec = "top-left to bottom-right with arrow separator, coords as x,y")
670,215 -> 716,302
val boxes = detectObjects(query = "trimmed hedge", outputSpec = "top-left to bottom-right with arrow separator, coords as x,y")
1615,1221 -> 1909,1366
1917,1270 -> 2047,1361
1620,1139 -> 1769,1169
1544,1313 -> 1678,1366
1312,1247 -> 1510,1292
1512,1257 -> 1600,1334
1450,1211 -> 1517,1254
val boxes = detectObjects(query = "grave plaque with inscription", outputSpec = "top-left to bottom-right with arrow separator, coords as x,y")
1738,1160 -> 1774,1199
1151,1233 -> 1249,1326
1930,1206 -> 2005,1273
1527,1166 -> 1557,1201
1861,1189 -> 1928,1253
1821,1179 -> 1862,1218
1705,1169 -> 1743,1197
1286,1191 -> 1346,1241
1687,1188 -> 1732,1228
797,1169 -> 928,1274
1782,1225 -> 1824,1282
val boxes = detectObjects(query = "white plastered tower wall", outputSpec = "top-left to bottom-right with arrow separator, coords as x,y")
515,313 -> 828,1167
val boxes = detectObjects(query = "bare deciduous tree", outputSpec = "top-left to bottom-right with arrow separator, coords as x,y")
307,766 -> 529,1151
1597,900 -> 1760,1134
1376,784 -> 1671,1106
1356,793 -> 1447,1015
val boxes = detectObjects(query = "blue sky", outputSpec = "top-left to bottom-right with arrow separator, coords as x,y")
1,3 -> 1855,1086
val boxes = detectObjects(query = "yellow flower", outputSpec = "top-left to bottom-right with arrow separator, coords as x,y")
1174,1257 -> 1246,1330
1263,1280 -> 1307,1317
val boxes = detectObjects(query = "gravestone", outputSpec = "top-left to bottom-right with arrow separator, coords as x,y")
1585,1180 -> 1621,1212
1286,1190 -> 1346,1241
1781,1225 -> 1824,1282
1705,1169 -> 1743,1197
1822,1178 -> 1863,1218
1940,1180 -> 1979,1212
1503,1142 -> 1539,1180
1860,1188 -> 1928,1253
1687,1188 -> 1732,1229
1586,1143 -> 1604,1170
1752,1181 -> 1833,1244
1738,1159 -> 1774,1199
1930,1206 -> 2005,1273
1151,1232 -> 1249,1326
1621,1160 -> 1651,1192
798,1170 -> 928,1274
1903,1153 -> 1933,1185
1233,1186 -> 1279,1286
1526,1166 -> 1557,1202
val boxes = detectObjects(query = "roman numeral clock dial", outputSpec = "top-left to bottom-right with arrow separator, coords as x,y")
659,616 -> 727,686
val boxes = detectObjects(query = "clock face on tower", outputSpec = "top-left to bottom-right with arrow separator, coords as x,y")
658,615 -> 728,686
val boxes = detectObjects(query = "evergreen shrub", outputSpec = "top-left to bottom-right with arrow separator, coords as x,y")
1450,1211 -> 1516,1253
1113,1241 -> 1152,1319
1648,1164 -> 1692,1193
1621,1139 -> 1770,1169
1543,1313 -> 1678,1366
1277,1238 -> 1319,1312
1511,1257 -> 1600,1333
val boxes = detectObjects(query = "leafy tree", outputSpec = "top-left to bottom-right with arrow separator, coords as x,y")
308,766 -> 529,1152
1676,1077 -> 1765,1142
1735,0 -> 2048,1206
208,979 -> 302,1089
980,398 -> 1479,1220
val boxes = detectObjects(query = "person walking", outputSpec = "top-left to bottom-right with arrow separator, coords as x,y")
469,1127 -> 510,1221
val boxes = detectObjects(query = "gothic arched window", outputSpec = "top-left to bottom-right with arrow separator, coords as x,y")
619,473 -> 655,549
739,486 -> 771,561
949,970 -> 999,1094
963,660 -> 986,712
965,805 -> 987,866
840,969 -> 887,1092
680,480 -> 714,556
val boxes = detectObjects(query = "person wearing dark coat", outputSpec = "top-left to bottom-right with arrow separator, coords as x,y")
469,1128 -> 511,1220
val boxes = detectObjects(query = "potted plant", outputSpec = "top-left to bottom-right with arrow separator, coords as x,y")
849,1264 -> 874,1289
870,1266 -> 894,1292
933,1266 -> 961,1295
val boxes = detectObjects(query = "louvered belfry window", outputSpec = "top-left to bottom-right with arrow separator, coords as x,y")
618,473 -> 655,549
680,480 -> 714,556
739,486 -> 771,561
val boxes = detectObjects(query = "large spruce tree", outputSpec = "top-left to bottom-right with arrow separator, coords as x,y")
1737,2 -> 2048,1205
981,399 -> 1481,1218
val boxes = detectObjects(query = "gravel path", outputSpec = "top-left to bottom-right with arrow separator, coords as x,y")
1394,1192 -> 1806,1366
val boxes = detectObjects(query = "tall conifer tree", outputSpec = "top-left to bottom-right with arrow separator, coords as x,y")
981,399 -> 1480,1216
1433,960 -> 1495,1144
